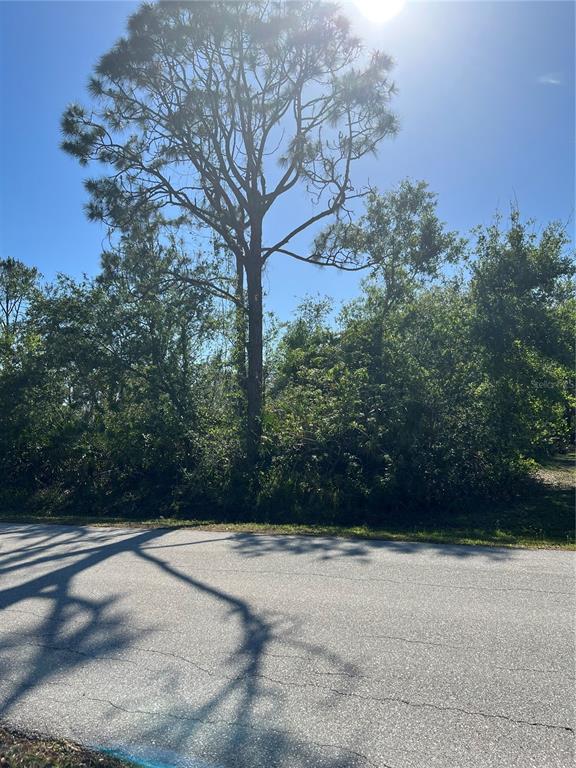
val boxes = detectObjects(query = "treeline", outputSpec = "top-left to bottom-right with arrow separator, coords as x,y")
1,186 -> 573,524
1,2 -> 574,526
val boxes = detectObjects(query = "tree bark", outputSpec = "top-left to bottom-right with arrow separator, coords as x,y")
233,255 -> 248,423
245,226 -> 263,464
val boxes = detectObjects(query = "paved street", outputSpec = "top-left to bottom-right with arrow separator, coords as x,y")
0,523 -> 574,768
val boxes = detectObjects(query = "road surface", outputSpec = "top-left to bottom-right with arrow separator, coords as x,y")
0,523 -> 574,768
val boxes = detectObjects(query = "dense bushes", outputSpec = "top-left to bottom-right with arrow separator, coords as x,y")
1,207 -> 573,524
256,213 -> 574,521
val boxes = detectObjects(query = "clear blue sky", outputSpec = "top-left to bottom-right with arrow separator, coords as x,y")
1,1 -> 574,319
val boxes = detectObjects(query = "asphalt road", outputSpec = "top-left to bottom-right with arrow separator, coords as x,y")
0,524 -> 574,768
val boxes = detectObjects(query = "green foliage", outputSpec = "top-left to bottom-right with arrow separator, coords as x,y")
0,258 -> 40,361
258,209 -> 574,520
314,180 -> 465,287
60,0 -> 401,460
35,1 -> 572,533
470,211 -> 575,457
1,203 -> 573,528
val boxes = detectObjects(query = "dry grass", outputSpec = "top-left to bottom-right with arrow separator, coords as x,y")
0,726 -> 134,768
532,452 -> 575,490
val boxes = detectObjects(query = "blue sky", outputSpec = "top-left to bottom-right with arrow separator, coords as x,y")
1,1 -> 574,319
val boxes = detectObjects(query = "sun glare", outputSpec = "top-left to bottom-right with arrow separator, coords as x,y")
354,0 -> 406,24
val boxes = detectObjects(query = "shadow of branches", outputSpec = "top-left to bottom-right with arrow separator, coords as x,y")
0,524 -> 378,767
228,531 -> 514,561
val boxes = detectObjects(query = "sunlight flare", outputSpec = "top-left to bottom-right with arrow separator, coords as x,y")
353,0 -> 406,24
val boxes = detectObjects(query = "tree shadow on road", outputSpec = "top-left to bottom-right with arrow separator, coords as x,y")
0,525 -> 377,767
130,546 -> 372,767
0,527 -> 164,717
228,531 -> 515,562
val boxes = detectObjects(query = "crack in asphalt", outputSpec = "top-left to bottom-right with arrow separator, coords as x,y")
494,665 -> 575,678
6,640 -> 159,675
6,638 -> 573,734
243,674 -> 574,733
2,629 -> 215,679
179,566 -> 574,596
3,527 -> 573,768
16,624 -> 575,681
0,608 -> 180,641
366,634 -> 462,649
127,644 -> 216,677
339,691 -> 575,733
2,607 -> 49,621
52,694 -> 386,768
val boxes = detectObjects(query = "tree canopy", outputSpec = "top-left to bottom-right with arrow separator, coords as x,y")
61,0 -> 398,458
2,205 -> 573,534
2,2 -> 572,541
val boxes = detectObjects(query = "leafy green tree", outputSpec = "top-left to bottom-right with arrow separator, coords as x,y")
316,180 -> 464,310
264,206 -> 574,519
2,193 -> 571,526
61,0 -> 398,459
330,180 -> 465,381
28,228 -> 226,513
265,184 -> 468,516
471,210 -> 575,456
0,258 -> 39,363
0,259 -> 66,508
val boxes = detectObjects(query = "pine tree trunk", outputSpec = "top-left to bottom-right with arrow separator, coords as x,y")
245,230 -> 263,465
233,255 -> 248,423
